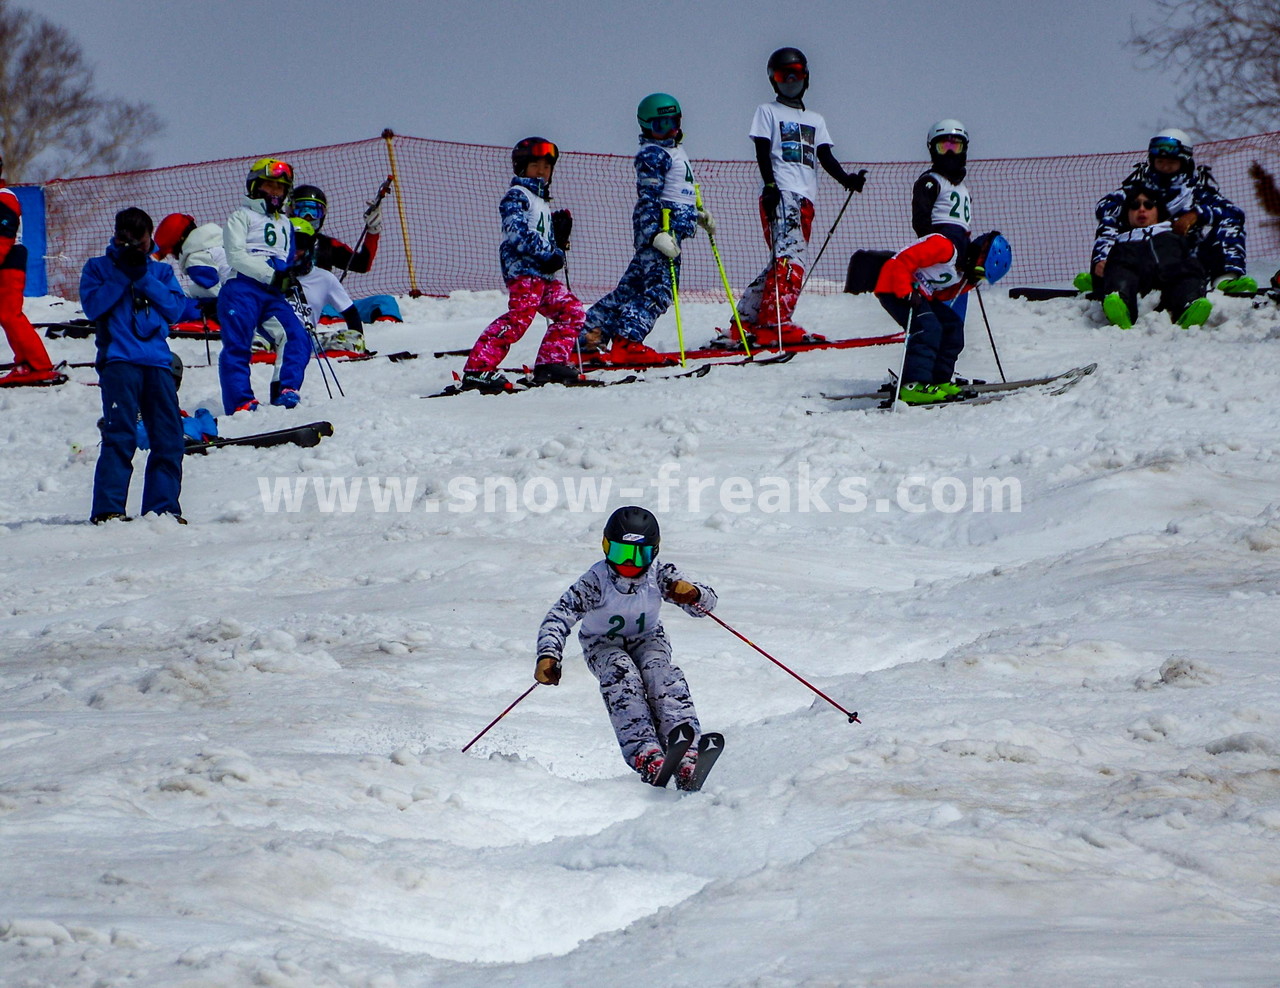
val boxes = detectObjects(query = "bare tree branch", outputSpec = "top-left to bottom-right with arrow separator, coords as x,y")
1130,0 -> 1280,140
0,0 -> 163,182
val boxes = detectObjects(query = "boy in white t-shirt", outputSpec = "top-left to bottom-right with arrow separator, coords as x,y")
735,47 -> 867,346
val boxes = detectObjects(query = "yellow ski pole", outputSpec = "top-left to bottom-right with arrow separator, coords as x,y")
696,184 -> 750,358
663,208 -> 687,367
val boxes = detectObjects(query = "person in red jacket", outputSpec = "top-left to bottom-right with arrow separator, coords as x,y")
874,231 -> 1011,404
0,156 -> 60,386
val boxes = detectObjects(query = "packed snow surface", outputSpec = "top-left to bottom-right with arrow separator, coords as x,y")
3,277 -> 1280,987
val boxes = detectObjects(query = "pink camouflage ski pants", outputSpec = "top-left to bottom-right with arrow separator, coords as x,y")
464,275 -> 584,373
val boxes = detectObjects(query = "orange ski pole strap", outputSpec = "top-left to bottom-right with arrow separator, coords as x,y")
699,607 -> 860,723
461,682 -> 539,752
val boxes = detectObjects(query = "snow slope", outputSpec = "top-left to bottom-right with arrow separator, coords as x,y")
3,276 -> 1280,987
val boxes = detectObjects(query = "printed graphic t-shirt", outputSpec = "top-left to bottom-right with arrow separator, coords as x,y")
749,101 -> 833,203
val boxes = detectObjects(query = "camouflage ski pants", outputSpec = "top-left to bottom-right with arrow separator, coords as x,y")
583,246 -> 680,343
737,190 -> 815,330
465,275 -> 583,373
583,629 -> 700,769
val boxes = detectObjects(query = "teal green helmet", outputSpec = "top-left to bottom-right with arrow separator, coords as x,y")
637,93 -> 682,139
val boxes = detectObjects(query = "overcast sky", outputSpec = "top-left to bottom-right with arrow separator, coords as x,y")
40,0 -> 1185,170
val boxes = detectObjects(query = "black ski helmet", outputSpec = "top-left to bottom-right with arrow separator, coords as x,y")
291,185 -> 328,231
767,47 -> 809,100
602,505 -> 660,577
512,136 -> 560,178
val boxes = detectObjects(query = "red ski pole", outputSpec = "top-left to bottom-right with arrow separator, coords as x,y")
461,683 -> 539,753
700,609 -> 860,723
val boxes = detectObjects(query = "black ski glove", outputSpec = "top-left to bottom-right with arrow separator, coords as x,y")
551,209 -> 573,249
114,245 -> 149,280
841,169 -> 868,193
539,251 -> 566,275
761,183 -> 781,220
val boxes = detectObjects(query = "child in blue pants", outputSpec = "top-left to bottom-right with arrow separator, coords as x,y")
217,158 -> 309,414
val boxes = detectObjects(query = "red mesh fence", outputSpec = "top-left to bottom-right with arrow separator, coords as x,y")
42,130 -> 1280,303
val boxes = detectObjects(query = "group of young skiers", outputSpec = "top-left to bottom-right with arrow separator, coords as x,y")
76,156 -> 387,524
5,47 -> 1277,787
451,49 -> 1273,405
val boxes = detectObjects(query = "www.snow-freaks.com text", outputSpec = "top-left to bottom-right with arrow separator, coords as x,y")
257,464 -> 1022,515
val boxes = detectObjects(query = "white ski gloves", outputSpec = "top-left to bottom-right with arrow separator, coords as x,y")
652,231 -> 680,258
697,206 -> 716,237
364,199 -> 383,234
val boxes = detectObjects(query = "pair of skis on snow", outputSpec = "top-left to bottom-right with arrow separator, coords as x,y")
431,331 -> 902,370
649,723 -> 725,793
422,351 -> 799,398
820,363 -> 1098,409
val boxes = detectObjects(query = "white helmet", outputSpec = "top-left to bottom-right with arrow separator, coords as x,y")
1148,128 -> 1194,165
927,119 -> 968,149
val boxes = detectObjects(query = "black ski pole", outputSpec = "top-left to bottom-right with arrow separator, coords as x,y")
699,607 -> 859,723
340,175 -> 394,284
973,286 -> 1007,383
462,683 -> 540,752
801,187 -> 855,292
309,327 -> 346,398
307,328 -> 335,399
891,293 -> 917,409
201,311 -> 213,368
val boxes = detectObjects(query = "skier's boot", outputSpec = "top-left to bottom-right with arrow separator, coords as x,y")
634,745 -> 665,785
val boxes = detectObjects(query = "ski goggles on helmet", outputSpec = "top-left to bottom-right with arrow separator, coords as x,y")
292,199 -> 326,224
645,115 -> 681,138
523,140 -> 559,161
771,63 -> 807,84
248,157 -> 293,184
604,539 -> 655,569
1148,137 -> 1184,158
932,136 -> 966,153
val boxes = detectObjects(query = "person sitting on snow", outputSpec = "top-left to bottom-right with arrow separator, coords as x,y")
1096,186 -> 1211,330
289,185 -> 381,276
286,217 -> 365,354
151,213 -> 231,319
1083,129 -> 1255,297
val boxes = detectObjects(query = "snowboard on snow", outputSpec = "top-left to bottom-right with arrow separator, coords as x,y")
184,420 -> 333,454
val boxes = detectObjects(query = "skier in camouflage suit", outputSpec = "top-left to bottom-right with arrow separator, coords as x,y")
580,94 -> 712,366
535,506 -> 717,786
1087,129 -> 1255,295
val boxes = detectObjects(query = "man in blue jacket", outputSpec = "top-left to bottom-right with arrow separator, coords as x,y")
81,207 -> 190,524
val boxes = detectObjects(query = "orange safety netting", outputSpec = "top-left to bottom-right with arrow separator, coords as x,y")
42,130 -> 1280,303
